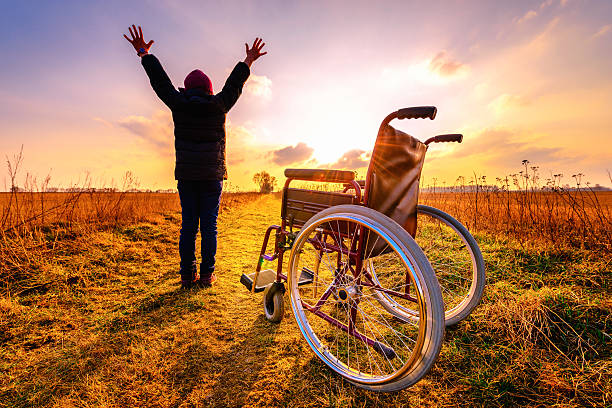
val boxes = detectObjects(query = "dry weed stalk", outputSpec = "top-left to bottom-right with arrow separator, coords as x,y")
0,154 -> 177,289
421,162 -> 611,252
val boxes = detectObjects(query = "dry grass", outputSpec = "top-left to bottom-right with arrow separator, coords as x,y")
0,186 -> 258,292
420,169 -> 611,252
0,192 -> 609,407
0,153 -> 610,406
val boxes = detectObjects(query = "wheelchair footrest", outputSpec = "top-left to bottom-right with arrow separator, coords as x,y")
240,269 -> 277,293
298,267 -> 315,285
240,267 -> 316,293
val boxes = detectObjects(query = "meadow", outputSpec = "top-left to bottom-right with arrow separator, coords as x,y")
0,177 -> 610,407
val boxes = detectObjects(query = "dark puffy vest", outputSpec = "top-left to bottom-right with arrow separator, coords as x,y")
141,55 -> 250,180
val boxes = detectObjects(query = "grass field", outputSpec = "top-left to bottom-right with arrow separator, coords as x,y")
0,193 -> 610,407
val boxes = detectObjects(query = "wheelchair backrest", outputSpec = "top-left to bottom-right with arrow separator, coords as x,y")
365,124 -> 427,237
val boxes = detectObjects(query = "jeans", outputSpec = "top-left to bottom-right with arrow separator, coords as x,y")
177,179 -> 223,279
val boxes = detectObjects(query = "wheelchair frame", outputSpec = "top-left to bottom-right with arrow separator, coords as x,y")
239,106 -> 482,391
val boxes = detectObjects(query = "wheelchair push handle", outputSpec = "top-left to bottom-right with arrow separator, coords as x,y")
380,106 -> 437,129
396,106 -> 437,120
424,133 -> 463,146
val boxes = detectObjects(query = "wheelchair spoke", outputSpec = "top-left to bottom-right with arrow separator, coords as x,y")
415,205 -> 485,325
289,210 -> 433,385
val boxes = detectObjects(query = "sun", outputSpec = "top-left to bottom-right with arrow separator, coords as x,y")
290,112 -> 376,166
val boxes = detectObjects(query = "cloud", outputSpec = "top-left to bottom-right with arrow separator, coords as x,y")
112,112 -> 274,187
540,0 -> 554,9
428,51 -> 468,77
592,24 -> 611,39
326,149 -> 371,170
226,121 -> 258,165
488,93 -> 531,114
538,0 -> 568,9
519,0 -> 568,24
517,10 -> 538,24
269,143 -> 314,166
114,112 -> 263,165
449,128 -> 571,169
92,117 -> 113,128
245,74 -> 272,98
117,110 -> 173,154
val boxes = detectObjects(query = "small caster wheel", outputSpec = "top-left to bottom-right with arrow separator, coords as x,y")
263,282 -> 285,323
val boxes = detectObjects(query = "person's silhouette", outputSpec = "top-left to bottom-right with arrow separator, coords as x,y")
124,25 -> 267,288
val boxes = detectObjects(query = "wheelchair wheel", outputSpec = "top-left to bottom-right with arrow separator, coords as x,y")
414,205 -> 485,325
372,205 -> 485,326
263,283 -> 285,323
288,205 -> 444,391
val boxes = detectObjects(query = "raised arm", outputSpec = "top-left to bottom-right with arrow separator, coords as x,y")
243,37 -> 267,68
217,38 -> 267,112
123,25 -> 181,109
123,24 -> 154,56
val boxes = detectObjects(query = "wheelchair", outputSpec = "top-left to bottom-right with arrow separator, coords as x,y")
240,106 -> 485,391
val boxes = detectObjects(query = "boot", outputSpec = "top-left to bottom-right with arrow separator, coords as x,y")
180,262 -> 198,289
198,263 -> 217,287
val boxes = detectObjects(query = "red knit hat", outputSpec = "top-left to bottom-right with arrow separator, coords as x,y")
184,69 -> 213,94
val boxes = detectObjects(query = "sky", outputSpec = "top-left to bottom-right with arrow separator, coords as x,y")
0,0 -> 611,191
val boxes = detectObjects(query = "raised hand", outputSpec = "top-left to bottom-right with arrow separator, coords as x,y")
123,25 -> 154,55
243,38 -> 267,67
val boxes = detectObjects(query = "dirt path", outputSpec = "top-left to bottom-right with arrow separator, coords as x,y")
199,194 -> 307,406
144,194 -> 318,407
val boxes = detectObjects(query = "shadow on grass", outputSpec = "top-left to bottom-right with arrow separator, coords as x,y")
277,353 -> 422,408
4,283 -> 283,408
169,314 -> 281,408
1,286 -> 195,407
103,285 -> 193,333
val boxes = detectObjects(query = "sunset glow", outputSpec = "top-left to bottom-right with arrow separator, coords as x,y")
1,0 -> 611,191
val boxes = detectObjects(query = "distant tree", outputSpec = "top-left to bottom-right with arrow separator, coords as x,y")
253,171 -> 277,193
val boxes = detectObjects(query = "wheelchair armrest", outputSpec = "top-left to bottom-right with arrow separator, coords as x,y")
284,168 -> 355,183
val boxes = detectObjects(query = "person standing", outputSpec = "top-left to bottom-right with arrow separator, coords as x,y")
123,25 -> 267,288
